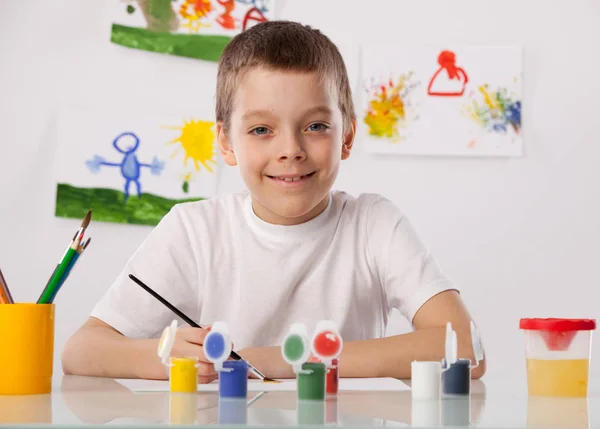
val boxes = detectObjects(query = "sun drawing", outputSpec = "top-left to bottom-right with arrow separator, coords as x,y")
163,118 -> 217,173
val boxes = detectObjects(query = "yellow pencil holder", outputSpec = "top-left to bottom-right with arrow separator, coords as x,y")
0,304 -> 55,395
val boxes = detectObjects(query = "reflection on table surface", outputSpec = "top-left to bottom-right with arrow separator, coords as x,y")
0,375 -> 595,428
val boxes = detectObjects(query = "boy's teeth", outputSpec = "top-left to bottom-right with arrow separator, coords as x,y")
279,176 -> 302,182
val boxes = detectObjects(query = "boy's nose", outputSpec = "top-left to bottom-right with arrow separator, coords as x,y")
277,134 -> 307,162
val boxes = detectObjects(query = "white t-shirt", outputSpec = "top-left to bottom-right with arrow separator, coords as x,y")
91,190 -> 457,349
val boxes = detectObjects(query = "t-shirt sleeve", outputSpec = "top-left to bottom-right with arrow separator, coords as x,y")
365,196 -> 458,324
91,205 -> 199,339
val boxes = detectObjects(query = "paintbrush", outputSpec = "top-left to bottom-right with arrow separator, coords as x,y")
52,237 -> 92,300
128,274 -> 278,383
42,210 -> 93,290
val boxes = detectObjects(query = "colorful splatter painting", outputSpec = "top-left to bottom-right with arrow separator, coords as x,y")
54,108 -> 218,226
363,71 -> 421,142
111,0 -> 275,62
361,45 -> 523,157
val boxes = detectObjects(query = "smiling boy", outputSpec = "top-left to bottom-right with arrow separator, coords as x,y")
62,21 -> 485,381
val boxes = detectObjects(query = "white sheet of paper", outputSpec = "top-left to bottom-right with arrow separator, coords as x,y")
115,377 -> 410,392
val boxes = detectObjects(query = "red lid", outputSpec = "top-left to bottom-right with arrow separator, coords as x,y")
520,318 -> 596,331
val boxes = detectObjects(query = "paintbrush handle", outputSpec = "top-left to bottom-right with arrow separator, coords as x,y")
38,246 -> 77,304
128,274 -> 247,363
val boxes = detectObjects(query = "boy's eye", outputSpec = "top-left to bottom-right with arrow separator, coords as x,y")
250,127 -> 270,135
307,123 -> 328,132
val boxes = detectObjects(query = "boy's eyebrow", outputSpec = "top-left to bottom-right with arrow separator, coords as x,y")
302,105 -> 333,117
242,109 -> 277,121
241,106 -> 333,121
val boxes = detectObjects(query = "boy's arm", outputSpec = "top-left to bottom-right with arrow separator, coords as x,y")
62,317 -> 165,379
61,317 -> 218,383
238,290 -> 485,380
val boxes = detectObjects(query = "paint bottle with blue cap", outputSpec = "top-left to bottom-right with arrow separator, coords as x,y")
157,320 -> 199,393
282,323 -> 326,401
204,321 -> 249,399
441,321 -> 484,397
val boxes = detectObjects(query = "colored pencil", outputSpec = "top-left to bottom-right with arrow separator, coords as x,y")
128,274 -> 275,382
0,269 -> 14,304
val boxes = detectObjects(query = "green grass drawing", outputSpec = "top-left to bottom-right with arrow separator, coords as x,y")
55,183 -> 202,226
110,24 -> 232,62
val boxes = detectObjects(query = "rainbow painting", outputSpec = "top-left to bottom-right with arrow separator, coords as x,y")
361,44 -> 523,157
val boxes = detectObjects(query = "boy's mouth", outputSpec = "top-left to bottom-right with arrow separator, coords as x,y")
266,171 -> 316,183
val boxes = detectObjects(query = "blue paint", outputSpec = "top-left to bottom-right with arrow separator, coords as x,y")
505,100 -> 522,131
218,398 -> 247,425
205,332 -> 226,361
85,132 -> 165,202
442,359 -> 471,396
219,360 -> 248,399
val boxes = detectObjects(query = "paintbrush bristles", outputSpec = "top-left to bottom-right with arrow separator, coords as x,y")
81,210 -> 92,229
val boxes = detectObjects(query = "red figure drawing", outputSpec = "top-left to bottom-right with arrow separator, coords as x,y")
427,50 -> 469,97
242,7 -> 268,31
216,0 -> 236,30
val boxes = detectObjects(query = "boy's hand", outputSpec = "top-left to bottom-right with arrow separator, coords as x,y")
170,327 -> 218,384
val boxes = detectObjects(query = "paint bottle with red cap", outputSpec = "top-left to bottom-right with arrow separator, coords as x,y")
310,320 -> 343,396
520,318 -> 596,397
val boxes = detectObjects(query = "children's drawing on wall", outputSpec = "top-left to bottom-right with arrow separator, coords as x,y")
361,45 -> 523,157
427,50 -> 469,97
462,83 -> 522,147
111,0 -> 275,62
54,109 -> 218,226
363,72 -> 421,143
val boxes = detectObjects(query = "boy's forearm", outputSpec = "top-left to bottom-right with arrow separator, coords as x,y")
240,327 -> 485,380
61,326 -> 166,379
341,327 -> 485,379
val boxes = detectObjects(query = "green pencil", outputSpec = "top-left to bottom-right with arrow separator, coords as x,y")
37,238 -> 80,304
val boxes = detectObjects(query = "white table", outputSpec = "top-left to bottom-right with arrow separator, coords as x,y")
0,375 -> 598,428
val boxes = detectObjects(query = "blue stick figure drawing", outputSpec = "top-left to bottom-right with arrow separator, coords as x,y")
86,132 -> 165,202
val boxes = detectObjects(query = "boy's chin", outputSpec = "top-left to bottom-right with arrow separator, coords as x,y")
257,197 -> 327,225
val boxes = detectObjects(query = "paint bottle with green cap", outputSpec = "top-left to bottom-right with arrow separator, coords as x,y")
282,323 -> 326,401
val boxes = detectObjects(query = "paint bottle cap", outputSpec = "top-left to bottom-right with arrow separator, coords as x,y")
470,321 -> 484,366
297,362 -> 326,401
219,360 -> 249,399
282,323 -> 311,373
204,321 -> 233,372
311,320 -> 343,366
444,322 -> 457,366
158,320 -> 178,365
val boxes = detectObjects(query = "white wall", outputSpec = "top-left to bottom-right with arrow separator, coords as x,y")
1,0 -> 599,384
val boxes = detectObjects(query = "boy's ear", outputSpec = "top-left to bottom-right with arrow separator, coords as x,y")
341,118 -> 356,160
217,121 -> 237,167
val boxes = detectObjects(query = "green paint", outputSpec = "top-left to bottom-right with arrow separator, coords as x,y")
55,183 -> 201,226
283,334 -> 305,362
110,24 -> 233,63
297,363 -> 326,401
182,181 -> 189,194
126,4 -> 135,14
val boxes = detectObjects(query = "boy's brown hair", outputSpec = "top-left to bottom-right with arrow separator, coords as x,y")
216,20 -> 355,134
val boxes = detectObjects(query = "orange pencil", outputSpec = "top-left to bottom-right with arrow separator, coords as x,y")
0,269 -> 14,304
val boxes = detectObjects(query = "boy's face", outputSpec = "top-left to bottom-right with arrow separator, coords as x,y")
218,67 -> 355,225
